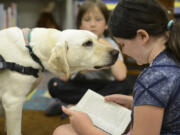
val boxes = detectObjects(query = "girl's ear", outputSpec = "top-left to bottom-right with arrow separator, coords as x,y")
137,29 -> 149,44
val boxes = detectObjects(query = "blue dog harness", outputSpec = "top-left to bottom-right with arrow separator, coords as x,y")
0,28 -> 45,78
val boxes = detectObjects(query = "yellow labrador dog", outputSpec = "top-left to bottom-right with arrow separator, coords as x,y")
0,27 -> 119,135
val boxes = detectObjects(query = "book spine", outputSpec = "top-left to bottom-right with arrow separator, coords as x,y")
0,4 -> 5,30
11,2 -> 17,27
0,2 -> 18,29
7,7 -> 11,27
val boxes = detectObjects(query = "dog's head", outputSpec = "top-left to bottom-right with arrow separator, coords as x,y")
48,29 -> 119,78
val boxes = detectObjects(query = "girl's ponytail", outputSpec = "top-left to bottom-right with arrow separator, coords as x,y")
166,20 -> 180,64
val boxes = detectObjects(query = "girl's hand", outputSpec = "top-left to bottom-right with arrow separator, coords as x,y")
105,94 -> 133,109
62,106 -> 94,133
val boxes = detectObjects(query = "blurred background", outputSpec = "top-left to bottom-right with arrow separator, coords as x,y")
0,0 -> 177,135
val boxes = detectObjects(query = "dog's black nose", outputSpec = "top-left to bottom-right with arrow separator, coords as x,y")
110,49 -> 119,64
110,49 -> 119,57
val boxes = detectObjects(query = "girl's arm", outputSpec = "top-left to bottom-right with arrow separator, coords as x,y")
111,57 -> 127,81
132,105 -> 164,135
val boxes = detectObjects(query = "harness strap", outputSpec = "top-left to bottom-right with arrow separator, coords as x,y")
0,55 -> 39,78
26,45 -> 45,72
0,28 -> 46,78
22,28 -> 45,72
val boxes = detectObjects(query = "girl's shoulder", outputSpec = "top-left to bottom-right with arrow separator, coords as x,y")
133,51 -> 180,107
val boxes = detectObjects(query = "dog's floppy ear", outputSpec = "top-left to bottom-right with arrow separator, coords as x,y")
48,41 -> 70,78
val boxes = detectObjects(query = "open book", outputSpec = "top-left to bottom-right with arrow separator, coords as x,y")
70,89 -> 131,135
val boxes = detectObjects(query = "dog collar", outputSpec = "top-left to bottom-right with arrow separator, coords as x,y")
22,28 -> 45,72
22,28 -> 31,45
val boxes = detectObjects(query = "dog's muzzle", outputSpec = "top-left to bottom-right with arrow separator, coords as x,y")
94,49 -> 119,69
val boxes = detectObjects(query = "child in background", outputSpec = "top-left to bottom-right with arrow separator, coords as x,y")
45,0 -> 132,116
53,0 -> 180,134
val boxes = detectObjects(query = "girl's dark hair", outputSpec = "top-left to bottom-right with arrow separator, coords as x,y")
109,0 -> 180,64
77,0 -> 110,37
36,12 -> 60,30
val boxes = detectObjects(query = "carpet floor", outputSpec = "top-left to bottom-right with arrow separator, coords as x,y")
0,110 -> 69,135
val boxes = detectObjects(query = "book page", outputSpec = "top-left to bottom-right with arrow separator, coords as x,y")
70,89 -> 131,135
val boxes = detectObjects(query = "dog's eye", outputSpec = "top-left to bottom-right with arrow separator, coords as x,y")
83,40 -> 93,47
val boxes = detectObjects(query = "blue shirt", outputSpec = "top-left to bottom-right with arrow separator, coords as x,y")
132,50 -> 180,134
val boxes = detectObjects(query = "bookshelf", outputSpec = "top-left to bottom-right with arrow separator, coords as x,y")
0,0 -> 78,30
174,0 -> 180,22
0,2 -> 17,29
